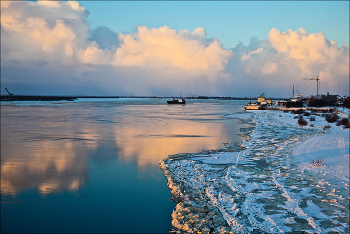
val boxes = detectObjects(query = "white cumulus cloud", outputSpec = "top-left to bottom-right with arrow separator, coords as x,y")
111,26 -> 233,73
224,28 -> 349,97
1,1 -> 348,97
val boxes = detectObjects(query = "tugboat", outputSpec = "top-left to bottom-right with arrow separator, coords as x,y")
167,98 -> 186,104
244,94 -> 269,110
167,92 -> 186,104
244,102 -> 262,110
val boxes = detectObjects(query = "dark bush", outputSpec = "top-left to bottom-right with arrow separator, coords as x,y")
325,114 -> 340,123
298,117 -> 308,126
293,116 -> 298,119
291,109 -> 303,114
310,116 -> 316,121
323,125 -> 331,130
338,118 -> 350,128
303,112 -> 311,116
286,101 -> 303,108
309,123 -> 314,127
341,118 -> 349,125
308,99 -> 327,107
343,97 -> 350,109
310,158 -> 325,167
294,109 -> 304,114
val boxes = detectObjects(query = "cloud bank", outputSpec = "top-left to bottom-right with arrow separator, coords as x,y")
1,1 -> 349,97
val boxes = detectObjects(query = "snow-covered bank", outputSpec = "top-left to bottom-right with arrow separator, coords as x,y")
293,130 -> 349,188
160,109 -> 349,233
275,108 -> 349,189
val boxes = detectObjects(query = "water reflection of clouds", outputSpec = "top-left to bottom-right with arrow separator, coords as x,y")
114,117 -> 239,166
1,140 -> 92,196
1,102 -> 244,195
1,105 -> 101,196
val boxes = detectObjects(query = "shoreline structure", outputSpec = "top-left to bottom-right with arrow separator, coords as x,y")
160,108 -> 349,233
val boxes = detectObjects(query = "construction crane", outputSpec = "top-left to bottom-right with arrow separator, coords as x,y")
4,88 -> 13,97
303,76 -> 320,99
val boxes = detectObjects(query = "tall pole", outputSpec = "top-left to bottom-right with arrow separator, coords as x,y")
316,76 -> 319,99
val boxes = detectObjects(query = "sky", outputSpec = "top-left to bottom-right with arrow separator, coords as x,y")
1,1 -> 349,97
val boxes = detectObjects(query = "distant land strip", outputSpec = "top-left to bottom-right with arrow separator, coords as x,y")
0,95 -> 289,102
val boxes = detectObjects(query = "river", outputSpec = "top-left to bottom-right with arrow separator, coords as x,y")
1,98 -> 248,233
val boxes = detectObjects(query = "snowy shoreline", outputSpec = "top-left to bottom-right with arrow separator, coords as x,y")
160,108 -> 349,233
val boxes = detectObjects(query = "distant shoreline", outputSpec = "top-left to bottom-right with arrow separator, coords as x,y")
1,95 -> 77,102
0,96 -> 288,102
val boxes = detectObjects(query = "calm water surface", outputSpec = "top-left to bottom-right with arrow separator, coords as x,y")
1,98 -> 247,233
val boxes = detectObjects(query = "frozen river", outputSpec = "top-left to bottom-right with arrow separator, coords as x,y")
1,98 -> 248,233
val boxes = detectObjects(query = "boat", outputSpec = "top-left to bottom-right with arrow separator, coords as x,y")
167,98 -> 186,104
244,93 -> 273,110
244,102 -> 262,110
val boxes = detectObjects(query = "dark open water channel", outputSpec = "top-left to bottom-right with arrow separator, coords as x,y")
1,98 -> 247,233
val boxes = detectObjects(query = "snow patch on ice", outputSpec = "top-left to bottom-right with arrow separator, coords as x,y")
193,152 -> 241,165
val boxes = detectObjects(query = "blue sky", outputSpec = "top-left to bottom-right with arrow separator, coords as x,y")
80,1 -> 349,49
1,1 -> 349,97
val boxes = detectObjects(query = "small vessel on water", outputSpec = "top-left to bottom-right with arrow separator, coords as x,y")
167,91 -> 186,104
167,98 -> 186,104
244,102 -> 262,110
244,94 -> 272,110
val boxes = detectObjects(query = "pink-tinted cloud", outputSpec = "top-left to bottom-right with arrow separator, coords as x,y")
112,26 -> 233,73
1,1 -> 348,97
268,28 -> 349,75
225,28 -> 349,96
2,1 -> 232,79
1,1 -> 89,62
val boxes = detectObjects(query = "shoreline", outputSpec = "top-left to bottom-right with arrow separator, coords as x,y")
160,109 -> 349,233
265,107 -> 336,111
0,96 -> 285,102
